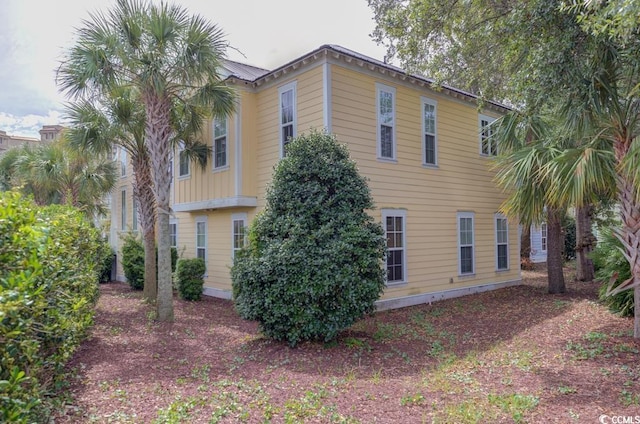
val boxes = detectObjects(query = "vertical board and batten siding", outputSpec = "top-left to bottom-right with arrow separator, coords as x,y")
255,65 -> 326,210
330,64 -> 520,300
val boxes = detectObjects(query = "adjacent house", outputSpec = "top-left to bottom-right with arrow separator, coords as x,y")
529,224 -> 548,263
111,44 -> 522,310
0,125 -> 65,155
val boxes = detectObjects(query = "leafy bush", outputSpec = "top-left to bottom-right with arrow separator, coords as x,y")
175,258 -> 206,301
120,233 -> 178,290
231,131 -> 386,346
121,233 -> 145,290
562,214 -> 576,261
98,242 -> 114,283
591,228 -> 633,317
0,192 -> 103,423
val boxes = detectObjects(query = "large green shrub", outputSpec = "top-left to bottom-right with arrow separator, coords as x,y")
175,258 -> 206,301
591,228 -> 634,317
120,233 -> 178,290
231,131 -> 386,346
0,192 -> 103,423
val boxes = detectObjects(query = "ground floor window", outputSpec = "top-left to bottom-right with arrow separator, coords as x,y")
382,209 -> 407,284
495,214 -> 509,270
195,217 -> 207,263
232,213 -> 247,258
458,212 -> 475,275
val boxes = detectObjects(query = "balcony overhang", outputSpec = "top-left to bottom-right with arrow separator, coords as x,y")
173,196 -> 257,212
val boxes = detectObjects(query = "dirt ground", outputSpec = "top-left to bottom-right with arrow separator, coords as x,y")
55,265 -> 640,423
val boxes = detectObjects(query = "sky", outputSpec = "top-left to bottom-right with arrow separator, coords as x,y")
0,0 -> 388,139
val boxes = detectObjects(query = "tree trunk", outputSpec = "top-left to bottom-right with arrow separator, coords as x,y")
546,208 -> 566,294
132,152 -> 157,302
145,92 -> 174,322
520,224 -> 531,260
575,204 -> 595,282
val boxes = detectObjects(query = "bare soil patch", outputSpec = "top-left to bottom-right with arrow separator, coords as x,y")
55,265 -> 640,423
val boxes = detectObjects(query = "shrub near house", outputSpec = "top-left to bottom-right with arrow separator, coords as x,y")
231,131 -> 387,346
0,192 -> 106,423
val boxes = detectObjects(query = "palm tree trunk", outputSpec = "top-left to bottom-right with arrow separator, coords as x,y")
546,208 -> 566,294
132,153 -> 157,302
575,204 -> 595,282
520,224 -> 531,261
145,93 -> 174,322
616,176 -> 640,337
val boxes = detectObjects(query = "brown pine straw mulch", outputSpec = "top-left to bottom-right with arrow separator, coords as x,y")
55,264 -> 640,423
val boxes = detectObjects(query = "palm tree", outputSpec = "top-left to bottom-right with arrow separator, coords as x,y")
57,0 -> 236,321
0,138 -> 117,218
550,40 -> 640,337
66,86 -> 212,302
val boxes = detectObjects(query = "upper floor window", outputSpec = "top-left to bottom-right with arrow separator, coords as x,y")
422,97 -> 437,166
119,147 -> 127,177
382,209 -> 407,284
213,118 -> 227,169
279,81 -> 297,157
458,212 -> 475,275
495,214 -> 509,271
480,114 -> 497,156
377,83 -> 396,160
178,144 -> 190,177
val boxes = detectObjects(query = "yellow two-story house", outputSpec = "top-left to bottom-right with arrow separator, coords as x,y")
112,44 -> 521,310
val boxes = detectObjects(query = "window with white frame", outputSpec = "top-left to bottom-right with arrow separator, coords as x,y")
495,214 -> 509,271
541,223 -> 548,251
422,97 -> 437,166
479,114 -> 497,156
279,81 -> 297,157
213,118 -> 227,169
169,220 -> 178,248
377,83 -> 396,160
120,189 -> 127,231
132,198 -> 138,231
382,209 -> 406,284
178,144 -> 190,177
120,147 -> 127,177
458,212 -> 475,275
231,213 -> 247,258
195,217 -> 207,262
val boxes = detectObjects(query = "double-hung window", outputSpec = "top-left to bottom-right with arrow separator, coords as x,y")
541,223 -> 548,251
422,97 -> 437,166
120,189 -> 127,231
458,212 -> 475,275
231,213 -> 247,258
169,219 -> 178,248
377,83 -> 396,160
213,118 -> 227,169
132,198 -> 138,232
495,214 -> 509,270
279,81 -> 297,157
195,217 -> 207,263
382,209 -> 407,284
178,143 -> 190,177
119,147 -> 127,177
479,114 -> 497,156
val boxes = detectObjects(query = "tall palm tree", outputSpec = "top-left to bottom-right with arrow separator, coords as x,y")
550,39 -> 640,337
57,0 -> 236,321
0,138 -> 117,218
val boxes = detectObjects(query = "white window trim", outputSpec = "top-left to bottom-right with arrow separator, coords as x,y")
376,83 -> 397,162
494,213 -> 509,271
421,96 -> 438,167
279,81 -> 297,159
231,212 -> 248,259
457,211 -> 475,276
195,216 -> 208,274
177,142 -> 190,179
382,209 -> 407,285
479,114 -> 497,157
213,117 -> 229,171
541,223 -> 548,252
169,218 -> 178,248
120,188 -> 127,231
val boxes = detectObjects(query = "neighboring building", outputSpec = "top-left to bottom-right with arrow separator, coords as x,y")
529,224 -> 548,263
0,125 -> 65,155
111,44 -> 522,310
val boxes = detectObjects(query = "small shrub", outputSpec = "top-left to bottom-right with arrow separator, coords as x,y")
175,258 -> 206,301
591,228 -> 633,317
232,131 -> 386,346
121,233 -> 145,290
98,242 -> 114,283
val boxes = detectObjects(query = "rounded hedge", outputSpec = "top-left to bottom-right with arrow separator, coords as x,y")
175,258 -> 206,301
231,131 -> 386,346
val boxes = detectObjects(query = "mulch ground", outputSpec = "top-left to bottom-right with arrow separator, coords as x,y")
54,265 -> 640,423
